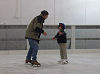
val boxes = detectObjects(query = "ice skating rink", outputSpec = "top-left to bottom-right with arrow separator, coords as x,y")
0,49 -> 100,74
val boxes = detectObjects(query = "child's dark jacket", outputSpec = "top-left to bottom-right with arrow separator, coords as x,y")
55,30 -> 67,43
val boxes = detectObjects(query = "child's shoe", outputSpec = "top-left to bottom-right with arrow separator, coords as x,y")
61,59 -> 68,65
57,59 -> 64,64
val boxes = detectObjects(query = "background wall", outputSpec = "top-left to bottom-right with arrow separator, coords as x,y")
0,0 -> 100,25
0,0 -> 100,50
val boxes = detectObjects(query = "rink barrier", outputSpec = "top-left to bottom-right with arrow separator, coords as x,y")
0,25 -> 100,49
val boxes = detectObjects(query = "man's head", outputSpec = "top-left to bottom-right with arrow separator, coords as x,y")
41,10 -> 49,19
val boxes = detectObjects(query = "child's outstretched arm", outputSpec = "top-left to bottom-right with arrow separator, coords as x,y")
52,32 -> 59,40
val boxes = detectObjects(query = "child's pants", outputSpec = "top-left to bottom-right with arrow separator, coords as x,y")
59,43 -> 67,59
26,39 -> 39,61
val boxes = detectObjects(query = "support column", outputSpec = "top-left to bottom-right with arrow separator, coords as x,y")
71,25 -> 76,49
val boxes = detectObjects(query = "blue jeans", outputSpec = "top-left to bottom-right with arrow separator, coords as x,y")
26,39 -> 39,61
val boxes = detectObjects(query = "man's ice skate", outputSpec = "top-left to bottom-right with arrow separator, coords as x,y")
31,61 -> 41,67
25,60 -> 32,64
61,59 -> 68,65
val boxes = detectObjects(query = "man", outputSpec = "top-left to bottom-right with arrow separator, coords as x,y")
25,10 -> 49,66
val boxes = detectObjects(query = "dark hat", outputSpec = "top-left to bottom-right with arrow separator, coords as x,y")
59,23 -> 66,30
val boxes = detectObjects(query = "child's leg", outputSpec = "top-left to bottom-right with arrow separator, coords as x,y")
59,43 -> 64,59
62,43 -> 67,59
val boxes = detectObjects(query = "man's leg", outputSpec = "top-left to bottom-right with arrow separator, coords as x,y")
31,40 -> 39,61
26,39 -> 34,60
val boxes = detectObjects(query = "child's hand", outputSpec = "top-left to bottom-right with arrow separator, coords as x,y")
58,31 -> 63,35
43,32 -> 47,36
52,37 -> 56,40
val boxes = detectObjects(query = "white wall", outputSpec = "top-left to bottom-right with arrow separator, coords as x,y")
0,0 -> 21,25
21,0 -> 54,25
86,0 -> 100,25
0,0 -> 100,25
55,0 -> 86,25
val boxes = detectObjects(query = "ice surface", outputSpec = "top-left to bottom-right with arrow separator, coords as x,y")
0,50 -> 100,74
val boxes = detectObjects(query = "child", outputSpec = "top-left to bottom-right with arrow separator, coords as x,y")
53,23 -> 68,64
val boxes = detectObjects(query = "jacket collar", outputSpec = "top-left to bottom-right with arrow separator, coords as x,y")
40,14 -> 45,20
38,14 -> 45,23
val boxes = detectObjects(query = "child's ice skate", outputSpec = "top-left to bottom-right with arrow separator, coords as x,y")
57,59 -> 64,64
61,59 -> 68,65
25,60 -> 32,64
31,60 -> 41,67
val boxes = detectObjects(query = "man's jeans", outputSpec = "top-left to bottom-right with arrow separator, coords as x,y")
26,39 -> 39,61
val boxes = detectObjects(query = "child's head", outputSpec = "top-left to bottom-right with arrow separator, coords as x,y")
58,23 -> 66,30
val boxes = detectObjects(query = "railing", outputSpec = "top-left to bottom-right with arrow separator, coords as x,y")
42,25 -> 100,49
0,25 -> 27,50
0,25 -> 100,50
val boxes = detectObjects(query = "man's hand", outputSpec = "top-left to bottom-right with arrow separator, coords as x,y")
43,32 -> 47,36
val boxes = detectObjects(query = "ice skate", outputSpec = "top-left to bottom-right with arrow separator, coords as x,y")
31,61 -> 41,67
25,60 -> 32,64
61,59 -> 68,65
57,59 -> 64,64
